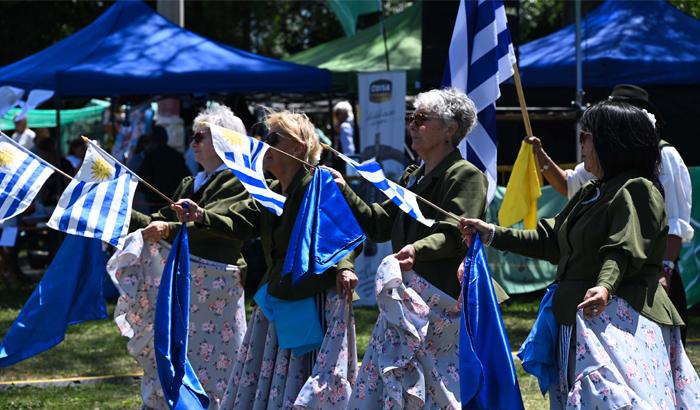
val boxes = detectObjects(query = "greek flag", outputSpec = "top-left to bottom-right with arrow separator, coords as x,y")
48,142 -> 137,249
336,152 -> 434,227
208,122 -> 286,216
0,133 -> 54,223
443,0 -> 516,201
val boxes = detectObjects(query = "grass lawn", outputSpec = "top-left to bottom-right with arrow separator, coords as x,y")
1,284 -> 698,409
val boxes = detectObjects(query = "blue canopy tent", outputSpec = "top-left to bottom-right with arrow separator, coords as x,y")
0,0 -> 331,95
518,0 -> 700,87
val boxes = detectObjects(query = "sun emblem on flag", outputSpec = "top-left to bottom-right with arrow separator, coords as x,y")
90,157 -> 113,181
220,128 -> 245,147
0,146 -> 18,168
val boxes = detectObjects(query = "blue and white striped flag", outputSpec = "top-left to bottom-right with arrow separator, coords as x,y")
208,122 -> 286,216
335,152 -> 434,227
48,142 -> 137,249
0,133 -> 54,223
443,0 -> 516,201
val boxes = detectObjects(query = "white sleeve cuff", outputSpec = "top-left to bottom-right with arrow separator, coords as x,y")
668,218 -> 694,243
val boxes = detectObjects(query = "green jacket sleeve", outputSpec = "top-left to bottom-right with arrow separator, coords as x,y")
199,197 -> 261,241
129,178 -> 190,232
340,182 -> 398,242
412,164 -> 486,262
596,179 -> 666,293
491,218 -> 561,264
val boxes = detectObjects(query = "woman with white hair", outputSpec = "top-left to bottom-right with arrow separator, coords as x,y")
111,103 -> 250,409
173,111 -> 359,409
329,87 -> 506,408
333,100 -> 356,157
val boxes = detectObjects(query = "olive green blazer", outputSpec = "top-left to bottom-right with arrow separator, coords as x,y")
198,167 -> 355,300
130,169 -> 248,277
492,170 -> 683,326
340,149 -> 491,299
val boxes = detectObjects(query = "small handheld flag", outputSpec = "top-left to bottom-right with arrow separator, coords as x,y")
0,133 -> 55,223
48,142 -> 137,249
208,122 -> 286,216
498,141 -> 542,229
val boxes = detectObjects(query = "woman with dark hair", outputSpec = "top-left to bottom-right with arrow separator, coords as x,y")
461,101 -> 700,408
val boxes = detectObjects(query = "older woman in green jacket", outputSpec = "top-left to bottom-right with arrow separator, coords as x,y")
461,101 -> 700,409
327,88 -> 503,409
173,111 -> 359,410
113,104 -> 250,408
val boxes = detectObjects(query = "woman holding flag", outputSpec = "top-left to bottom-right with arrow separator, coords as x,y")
110,103 -> 251,409
461,101 -> 700,409
173,110 -> 360,409
329,87 -> 504,408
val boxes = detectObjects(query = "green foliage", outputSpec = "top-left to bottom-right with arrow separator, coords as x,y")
669,0 -> 700,19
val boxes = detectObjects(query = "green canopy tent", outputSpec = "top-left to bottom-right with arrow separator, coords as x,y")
286,2 -> 421,93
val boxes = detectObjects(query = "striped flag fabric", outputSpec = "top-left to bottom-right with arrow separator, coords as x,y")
443,0 -> 517,201
48,142 -> 137,249
335,151 -> 434,227
207,122 -> 286,216
0,133 -> 54,223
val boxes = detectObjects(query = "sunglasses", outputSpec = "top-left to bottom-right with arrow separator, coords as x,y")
579,131 -> 592,144
406,112 -> 441,127
191,131 -> 208,144
264,131 -> 291,146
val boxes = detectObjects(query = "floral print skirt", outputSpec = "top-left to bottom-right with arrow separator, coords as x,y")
220,290 -> 357,410
108,231 -> 246,410
550,296 -> 700,409
348,256 -> 462,409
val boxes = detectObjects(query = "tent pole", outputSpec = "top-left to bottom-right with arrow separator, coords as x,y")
379,0 -> 391,71
575,0 -> 583,163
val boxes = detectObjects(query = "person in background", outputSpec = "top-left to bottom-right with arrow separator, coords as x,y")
11,116 -> 35,150
462,100 -> 700,408
528,84 -> 693,344
333,100 -> 356,158
137,125 -> 190,212
65,138 -> 87,171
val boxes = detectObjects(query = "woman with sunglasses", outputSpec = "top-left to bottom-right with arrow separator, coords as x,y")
113,103 -> 251,408
326,87 -> 503,408
172,111 -> 359,409
461,101 -> 700,408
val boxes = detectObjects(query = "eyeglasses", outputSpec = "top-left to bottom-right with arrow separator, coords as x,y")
579,131 -> 592,144
264,131 -> 291,146
192,131 -> 208,144
406,112 -> 442,127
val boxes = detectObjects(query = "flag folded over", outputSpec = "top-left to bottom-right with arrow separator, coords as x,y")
154,225 -> 209,410
498,141 -> 542,229
282,167 -> 365,285
0,235 -> 108,368
443,0 -> 516,201
334,151 -> 434,227
0,133 -> 54,223
48,142 -> 137,249
460,233 -> 524,409
208,122 -> 286,216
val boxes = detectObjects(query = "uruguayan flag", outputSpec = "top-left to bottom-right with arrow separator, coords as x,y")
443,0 -> 516,201
0,133 -> 54,223
208,122 -> 286,216
336,152 -> 434,227
48,142 -> 137,249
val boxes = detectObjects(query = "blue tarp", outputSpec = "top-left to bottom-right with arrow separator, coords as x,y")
519,0 -> 700,87
0,0 -> 331,95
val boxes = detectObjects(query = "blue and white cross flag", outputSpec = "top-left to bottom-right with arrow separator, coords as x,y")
48,141 -> 138,249
335,151 -> 434,227
208,122 -> 286,216
443,0 -> 517,202
0,133 -> 55,223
